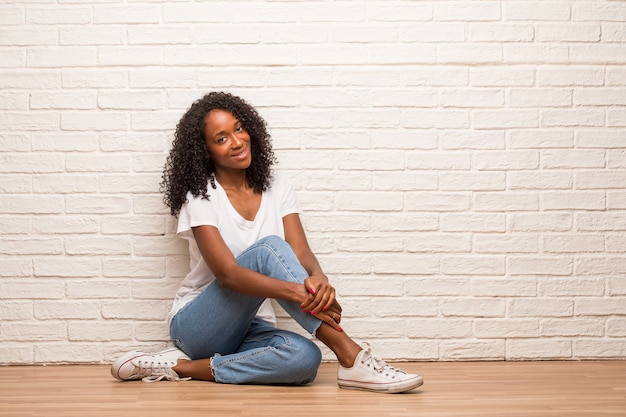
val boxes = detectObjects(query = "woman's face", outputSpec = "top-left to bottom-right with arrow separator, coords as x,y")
203,109 -> 252,173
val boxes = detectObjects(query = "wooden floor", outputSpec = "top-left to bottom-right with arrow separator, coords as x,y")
1,361 -> 625,417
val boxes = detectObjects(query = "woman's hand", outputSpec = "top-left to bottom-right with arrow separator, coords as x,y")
315,304 -> 343,331
300,275 -> 343,331
301,274 -> 336,315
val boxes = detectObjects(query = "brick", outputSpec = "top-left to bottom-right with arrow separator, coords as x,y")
469,23 -> 534,42
0,195 -> 64,214
406,319 -> 472,338
405,277 -> 470,297
405,233 -> 471,253
406,152 -> 470,170
35,301 -> 100,320
542,234 -> 604,253
507,339 -> 572,360
0,49 -> 24,68
26,6 -> 90,24
0,6 -> 23,25
33,256 -> 101,278
35,343 -> 103,364
576,171 -> 626,190
372,172 -> 438,191
440,340 -> 505,360
509,171 -> 572,190
0,280 -> 64,299
403,109 -> 468,129
66,280 -> 130,299
0,301 -> 33,321
336,235 -> 402,253
541,318 -> 604,337
474,235 -> 538,254
2,322 -> 66,342
470,66 -> 535,87
574,340 -> 626,359
542,191 -> 605,210
508,257 -> 573,276
537,66 -> 605,87
509,88 -> 572,107
576,298 -> 626,316
372,298 -> 438,318
542,150 -> 605,169
473,151 -> 539,170
335,192 -> 404,211
31,90 -> 96,110
68,321 -> 133,342
441,213 -> 506,232
441,256 -> 505,276
372,254 -> 439,275
539,278 -> 604,297
334,277 -> 404,297
0,238 -> 63,255
335,151 -> 404,170
401,23 -> 465,42
607,276 -> 626,296
504,44 -> 569,64
441,298 -> 507,317
474,192 -> 539,212
367,4 -> 432,22
0,175 -> 31,193
441,130 -> 505,150
576,130 -> 625,148
504,2 -> 571,21
472,277 -> 537,297
101,300 -> 170,320
0,345 -> 34,365
434,2 -> 500,21
405,192 -> 470,212
28,47 -> 96,68
475,319 -> 539,338
509,130 -> 574,149
473,109 -> 538,129
372,213 -> 439,232
509,299 -> 573,318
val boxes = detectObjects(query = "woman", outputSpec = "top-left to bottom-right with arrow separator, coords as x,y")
111,92 -> 423,393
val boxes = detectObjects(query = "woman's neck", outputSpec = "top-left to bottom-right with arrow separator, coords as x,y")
215,170 -> 249,191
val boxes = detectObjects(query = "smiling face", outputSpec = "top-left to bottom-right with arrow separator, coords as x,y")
203,109 -> 252,175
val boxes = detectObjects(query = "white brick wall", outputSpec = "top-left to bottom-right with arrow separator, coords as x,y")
1,0 -> 625,364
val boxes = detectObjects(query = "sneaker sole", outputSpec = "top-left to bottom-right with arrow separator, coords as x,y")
338,375 -> 423,394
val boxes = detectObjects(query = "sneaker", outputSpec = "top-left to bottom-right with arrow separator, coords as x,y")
337,343 -> 423,393
111,347 -> 191,382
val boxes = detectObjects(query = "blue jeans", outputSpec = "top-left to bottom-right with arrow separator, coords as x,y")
169,235 -> 323,385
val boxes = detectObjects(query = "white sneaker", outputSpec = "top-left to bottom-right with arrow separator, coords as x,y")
111,347 -> 191,382
337,343 -> 423,393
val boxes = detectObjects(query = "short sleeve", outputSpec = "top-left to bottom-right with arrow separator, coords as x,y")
276,173 -> 300,217
176,191 -> 219,240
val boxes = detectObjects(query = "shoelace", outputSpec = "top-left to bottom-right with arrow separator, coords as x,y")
133,359 -> 191,383
361,346 -> 407,379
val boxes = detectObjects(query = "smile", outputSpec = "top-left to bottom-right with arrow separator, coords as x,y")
232,148 -> 248,160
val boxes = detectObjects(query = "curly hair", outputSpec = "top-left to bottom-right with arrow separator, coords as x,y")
161,92 -> 276,217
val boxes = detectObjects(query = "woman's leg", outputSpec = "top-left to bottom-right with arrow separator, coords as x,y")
169,235 -> 330,384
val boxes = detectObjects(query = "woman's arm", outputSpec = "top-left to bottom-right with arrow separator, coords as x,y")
283,213 -> 341,318
191,224 -> 308,303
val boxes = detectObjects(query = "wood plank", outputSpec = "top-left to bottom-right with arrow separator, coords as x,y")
0,361 -> 625,416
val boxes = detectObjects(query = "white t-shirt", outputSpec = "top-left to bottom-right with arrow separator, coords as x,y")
167,172 -> 300,324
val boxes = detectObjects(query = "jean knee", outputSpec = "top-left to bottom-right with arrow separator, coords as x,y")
257,235 -> 290,251
287,339 -> 322,384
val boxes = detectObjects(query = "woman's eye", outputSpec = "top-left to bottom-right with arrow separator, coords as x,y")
217,136 -> 226,144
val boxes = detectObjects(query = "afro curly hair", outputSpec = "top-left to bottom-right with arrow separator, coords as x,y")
160,92 -> 276,217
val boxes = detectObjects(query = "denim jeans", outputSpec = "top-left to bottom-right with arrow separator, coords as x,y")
169,235 -> 323,385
